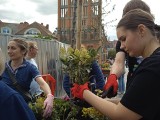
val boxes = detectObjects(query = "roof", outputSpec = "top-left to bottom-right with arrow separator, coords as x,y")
15,22 -> 53,36
0,21 -> 57,39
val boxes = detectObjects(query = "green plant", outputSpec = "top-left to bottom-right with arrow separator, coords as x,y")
33,33 -> 53,40
29,97 -> 78,120
29,96 -> 110,120
59,47 -> 100,84
82,107 -> 110,120
101,62 -> 111,70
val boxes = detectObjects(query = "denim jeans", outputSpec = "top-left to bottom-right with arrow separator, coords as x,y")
118,74 -> 125,93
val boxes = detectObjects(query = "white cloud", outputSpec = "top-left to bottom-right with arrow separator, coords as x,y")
102,0 -> 160,40
0,0 -> 57,32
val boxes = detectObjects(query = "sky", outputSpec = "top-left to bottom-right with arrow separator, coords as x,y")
0,0 -> 160,40
0,0 -> 58,32
102,0 -> 160,40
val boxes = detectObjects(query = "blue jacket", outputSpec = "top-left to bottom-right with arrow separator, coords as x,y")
63,60 -> 105,97
0,81 -> 36,120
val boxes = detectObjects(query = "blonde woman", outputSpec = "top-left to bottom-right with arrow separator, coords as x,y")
0,48 -> 36,120
1,39 -> 53,118
26,41 -> 43,97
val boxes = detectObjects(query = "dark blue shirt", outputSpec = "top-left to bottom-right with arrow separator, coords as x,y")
63,60 -> 105,96
0,81 -> 36,120
2,59 -> 41,92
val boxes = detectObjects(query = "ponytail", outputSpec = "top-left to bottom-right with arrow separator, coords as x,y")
154,24 -> 160,31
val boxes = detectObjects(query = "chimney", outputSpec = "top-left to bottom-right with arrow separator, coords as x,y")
24,22 -> 29,25
46,24 -> 49,29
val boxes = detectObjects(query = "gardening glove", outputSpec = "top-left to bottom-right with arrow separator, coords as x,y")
71,82 -> 90,100
102,74 -> 118,98
43,94 -> 54,118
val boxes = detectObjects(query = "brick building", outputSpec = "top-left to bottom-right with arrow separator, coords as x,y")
57,0 -> 104,49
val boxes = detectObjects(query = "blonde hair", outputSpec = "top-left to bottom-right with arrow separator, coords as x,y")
27,41 -> 38,49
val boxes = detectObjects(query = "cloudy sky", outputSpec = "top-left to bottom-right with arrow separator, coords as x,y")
103,0 -> 160,40
0,0 -> 58,32
0,0 -> 160,40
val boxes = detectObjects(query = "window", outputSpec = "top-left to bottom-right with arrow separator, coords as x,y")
92,5 -> 98,15
82,20 -> 86,26
84,0 -> 88,4
92,0 -> 99,2
83,6 -> 88,16
25,28 -> 40,35
65,0 -> 68,5
61,8 -> 65,18
1,27 -> 11,34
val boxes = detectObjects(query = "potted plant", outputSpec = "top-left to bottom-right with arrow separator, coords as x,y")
59,46 -> 100,84
29,47 -> 111,119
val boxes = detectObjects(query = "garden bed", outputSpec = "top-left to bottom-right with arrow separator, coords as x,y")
29,97 -> 110,120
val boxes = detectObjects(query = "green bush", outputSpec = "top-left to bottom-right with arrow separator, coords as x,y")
29,97 -> 110,120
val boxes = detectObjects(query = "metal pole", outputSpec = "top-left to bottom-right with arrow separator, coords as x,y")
99,0 -> 103,63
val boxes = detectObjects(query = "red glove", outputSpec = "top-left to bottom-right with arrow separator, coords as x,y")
103,74 -> 118,97
71,82 -> 89,100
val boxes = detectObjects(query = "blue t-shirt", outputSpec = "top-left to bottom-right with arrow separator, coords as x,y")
0,81 -> 36,120
1,59 -> 41,92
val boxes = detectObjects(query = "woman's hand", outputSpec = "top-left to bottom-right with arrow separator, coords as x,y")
43,94 -> 54,118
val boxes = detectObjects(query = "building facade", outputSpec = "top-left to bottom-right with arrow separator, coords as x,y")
58,0 -> 103,49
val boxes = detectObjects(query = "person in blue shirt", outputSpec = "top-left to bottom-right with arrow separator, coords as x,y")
1,39 -> 53,118
63,60 -> 105,97
0,48 -> 36,120
0,81 -> 36,120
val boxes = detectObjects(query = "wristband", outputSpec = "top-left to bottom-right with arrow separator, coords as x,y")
47,93 -> 54,98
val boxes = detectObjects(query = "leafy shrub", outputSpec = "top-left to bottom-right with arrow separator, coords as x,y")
29,96 -> 110,120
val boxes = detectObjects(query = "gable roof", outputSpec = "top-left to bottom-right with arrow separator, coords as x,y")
0,21 -> 29,34
15,22 -> 53,36
0,20 -> 57,39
